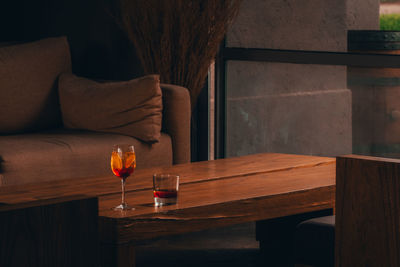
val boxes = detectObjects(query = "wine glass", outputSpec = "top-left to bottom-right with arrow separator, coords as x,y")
110,144 -> 136,210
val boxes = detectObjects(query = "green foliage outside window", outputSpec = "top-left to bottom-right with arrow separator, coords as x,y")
380,14 -> 400,30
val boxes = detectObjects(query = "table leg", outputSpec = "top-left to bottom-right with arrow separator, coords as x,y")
100,242 -> 136,267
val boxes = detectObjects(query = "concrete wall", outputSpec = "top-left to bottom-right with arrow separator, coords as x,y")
226,0 -> 348,51
225,0 -> 352,157
347,0 -> 380,30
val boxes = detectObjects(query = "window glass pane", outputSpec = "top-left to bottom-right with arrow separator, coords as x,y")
225,61 -> 400,159
349,1 -> 400,55
220,0 -> 400,159
380,0 -> 400,31
350,65 -> 400,158
227,0 -> 400,54
225,61 -> 351,157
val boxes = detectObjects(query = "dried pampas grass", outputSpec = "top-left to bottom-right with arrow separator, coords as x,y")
116,0 -> 242,109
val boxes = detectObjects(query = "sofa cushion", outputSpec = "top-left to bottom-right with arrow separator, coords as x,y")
0,129 -> 172,186
0,37 -> 71,133
58,74 -> 163,143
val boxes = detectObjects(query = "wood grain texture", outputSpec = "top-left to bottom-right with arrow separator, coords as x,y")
0,195 -> 98,267
0,152 -> 336,266
0,153 -> 334,205
336,155 -> 400,267
99,162 -> 335,243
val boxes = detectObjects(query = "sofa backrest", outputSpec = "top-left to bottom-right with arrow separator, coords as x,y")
0,37 -> 71,134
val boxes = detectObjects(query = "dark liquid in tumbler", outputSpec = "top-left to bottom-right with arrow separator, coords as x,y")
153,190 -> 178,198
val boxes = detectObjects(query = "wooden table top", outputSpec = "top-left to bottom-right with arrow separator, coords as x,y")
0,153 -> 336,244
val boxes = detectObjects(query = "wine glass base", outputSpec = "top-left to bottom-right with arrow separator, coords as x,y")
113,203 -> 135,211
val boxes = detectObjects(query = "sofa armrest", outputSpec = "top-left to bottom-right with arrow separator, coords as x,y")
161,84 -> 191,164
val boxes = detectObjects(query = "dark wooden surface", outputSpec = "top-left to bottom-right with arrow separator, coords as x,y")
0,153 -> 336,267
0,195 -> 98,267
0,153 -> 335,205
336,155 -> 400,267
0,153 -> 335,242
99,162 -> 335,244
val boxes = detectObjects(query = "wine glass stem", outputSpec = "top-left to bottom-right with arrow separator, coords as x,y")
121,178 -> 126,206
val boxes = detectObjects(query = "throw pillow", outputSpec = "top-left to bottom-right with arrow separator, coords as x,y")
58,73 -> 163,143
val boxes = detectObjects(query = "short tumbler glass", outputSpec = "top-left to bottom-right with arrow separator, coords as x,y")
153,174 -> 179,206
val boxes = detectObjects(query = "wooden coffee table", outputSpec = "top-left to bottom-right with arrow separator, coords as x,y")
0,153 -> 336,266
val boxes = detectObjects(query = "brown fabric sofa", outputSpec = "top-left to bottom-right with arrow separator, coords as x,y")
0,37 -> 190,186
